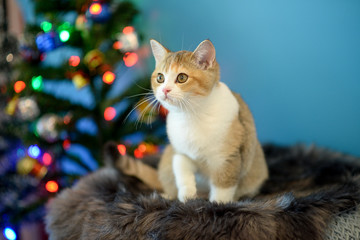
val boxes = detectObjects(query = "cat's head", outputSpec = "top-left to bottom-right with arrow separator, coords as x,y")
150,39 -> 220,112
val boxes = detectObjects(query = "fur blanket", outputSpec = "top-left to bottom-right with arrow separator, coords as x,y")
45,145 -> 360,240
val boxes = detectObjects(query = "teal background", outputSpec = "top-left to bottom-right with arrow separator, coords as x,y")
139,0 -> 360,156
17,0 -> 360,156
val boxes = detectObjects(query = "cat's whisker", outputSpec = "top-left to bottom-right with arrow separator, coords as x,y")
134,83 -> 153,92
148,101 -> 160,127
135,97 -> 158,129
123,96 -> 155,124
126,92 -> 154,99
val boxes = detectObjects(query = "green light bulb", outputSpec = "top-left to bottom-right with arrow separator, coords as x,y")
32,76 -> 43,91
59,30 -> 70,42
41,21 -> 52,32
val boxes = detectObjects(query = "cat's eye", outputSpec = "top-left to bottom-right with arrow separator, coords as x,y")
157,73 -> 165,83
176,73 -> 188,83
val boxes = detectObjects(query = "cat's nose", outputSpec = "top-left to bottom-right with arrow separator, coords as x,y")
162,88 -> 171,96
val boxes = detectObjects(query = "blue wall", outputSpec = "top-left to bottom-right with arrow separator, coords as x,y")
139,0 -> 360,156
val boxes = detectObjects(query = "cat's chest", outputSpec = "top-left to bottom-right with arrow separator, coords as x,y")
167,89 -> 239,160
167,115 -> 223,160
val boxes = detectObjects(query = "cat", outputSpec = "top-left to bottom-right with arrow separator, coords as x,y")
150,39 -> 268,203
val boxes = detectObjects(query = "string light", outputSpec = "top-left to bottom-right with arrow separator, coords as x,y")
63,139 -> 71,150
28,145 -> 41,158
123,52 -> 138,67
117,144 -> 126,156
104,107 -> 116,121
69,56 -> 80,67
102,71 -> 115,84
138,143 -> 146,153
41,21 -> 52,32
134,149 -> 143,159
59,30 -> 70,42
89,3 -> 102,15
31,76 -> 43,91
113,41 -> 122,50
45,181 -> 59,193
3,227 -> 16,240
123,26 -> 135,34
14,81 -> 26,93
42,152 -> 52,166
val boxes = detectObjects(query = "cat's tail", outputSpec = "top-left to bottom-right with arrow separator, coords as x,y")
103,141 -> 163,191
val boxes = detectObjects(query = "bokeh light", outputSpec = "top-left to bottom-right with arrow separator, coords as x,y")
45,181 -> 59,193
3,227 -> 16,240
104,107 -> 116,121
123,52 -> 138,67
14,81 -> 26,93
102,71 -> 116,84
42,152 -> 52,166
31,76 -> 43,91
89,3 -> 102,15
123,26 -> 134,34
59,30 -> 70,42
28,145 -> 41,158
41,21 -> 52,32
69,56 -> 80,67
117,144 -> 126,156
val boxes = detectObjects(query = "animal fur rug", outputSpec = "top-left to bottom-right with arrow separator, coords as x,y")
45,145 -> 360,240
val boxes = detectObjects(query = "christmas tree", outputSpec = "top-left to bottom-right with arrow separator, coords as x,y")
0,0 -> 165,238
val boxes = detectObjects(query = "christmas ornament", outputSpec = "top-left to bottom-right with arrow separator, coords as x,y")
123,52 -> 138,67
75,14 -> 88,30
20,46 -> 44,63
116,26 -> 139,52
5,96 -> 19,116
36,114 -> 61,142
86,2 -> 111,23
35,31 -> 62,52
17,156 -> 47,178
72,72 -> 89,89
84,49 -> 104,69
17,97 -> 40,120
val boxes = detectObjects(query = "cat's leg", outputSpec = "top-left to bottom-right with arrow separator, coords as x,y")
172,153 -> 197,202
209,184 -> 237,203
158,145 -> 178,199
209,155 -> 241,203
235,143 -> 268,199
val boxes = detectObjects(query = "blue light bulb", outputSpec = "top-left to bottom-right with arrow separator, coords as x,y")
28,145 -> 41,158
3,227 -> 17,240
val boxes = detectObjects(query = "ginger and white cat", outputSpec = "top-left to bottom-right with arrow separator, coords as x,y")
150,39 -> 268,203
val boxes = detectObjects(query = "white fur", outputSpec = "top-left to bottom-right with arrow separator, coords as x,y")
210,184 -> 237,203
155,80 -> 240,202
172,153 -> 197,202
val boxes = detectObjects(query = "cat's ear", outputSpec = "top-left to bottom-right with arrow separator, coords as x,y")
150,39 -> 169,65
192,40 -> 216,69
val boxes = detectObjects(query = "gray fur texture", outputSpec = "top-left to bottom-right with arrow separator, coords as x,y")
45,145 -> 360,240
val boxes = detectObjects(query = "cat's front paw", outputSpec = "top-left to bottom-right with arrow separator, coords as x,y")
178,186 -> 197,203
